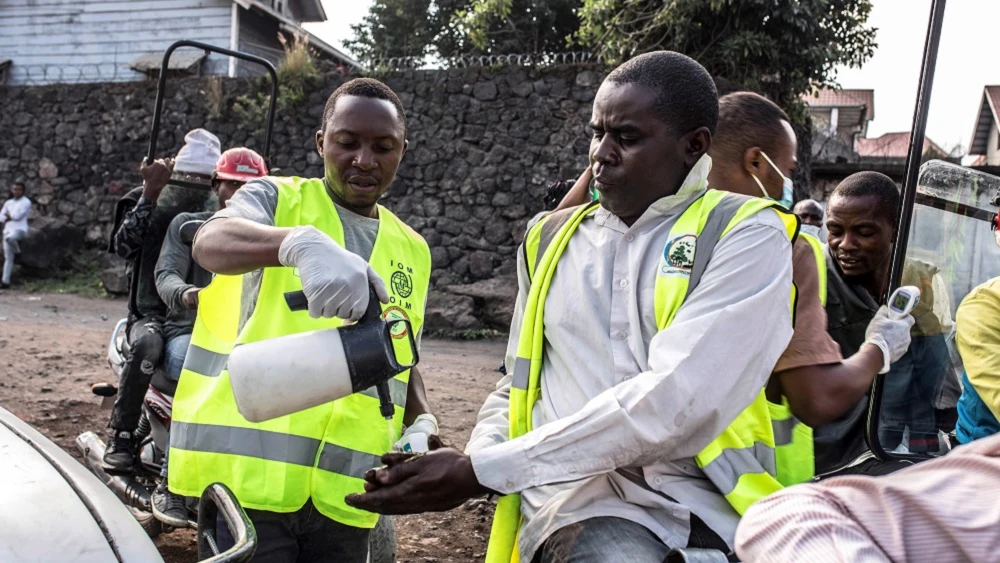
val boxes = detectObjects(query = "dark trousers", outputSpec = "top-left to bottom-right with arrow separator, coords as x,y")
216,501 -> 370,563
110,317 -> 164,430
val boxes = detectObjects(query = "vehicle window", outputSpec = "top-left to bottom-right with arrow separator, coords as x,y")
873,160 -> 1000,458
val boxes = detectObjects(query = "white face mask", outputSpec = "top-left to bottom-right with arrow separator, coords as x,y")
751,151 -> 794,208
800,224 -> 822,238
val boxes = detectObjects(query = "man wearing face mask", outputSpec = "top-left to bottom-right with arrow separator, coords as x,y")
169,78 -> 437,561
706,93 -> 915,485
794,199 -> 826,240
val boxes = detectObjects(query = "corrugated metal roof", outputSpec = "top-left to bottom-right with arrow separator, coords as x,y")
856,132 -> 947,159
804,88 -> 876,121
969,86 -> 1000,156
128,51 -> 207,73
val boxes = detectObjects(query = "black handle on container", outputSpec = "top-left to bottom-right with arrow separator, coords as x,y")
283,287 -> 382,324
147,40 -> 278,164
284,290 -> 310,312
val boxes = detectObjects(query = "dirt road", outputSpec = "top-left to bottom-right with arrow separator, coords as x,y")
0,291 -> 504,562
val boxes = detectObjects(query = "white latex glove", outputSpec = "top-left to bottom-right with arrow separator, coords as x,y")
864,305 -> 916,374
392,413 -> 439,453
278,225 -> 389,321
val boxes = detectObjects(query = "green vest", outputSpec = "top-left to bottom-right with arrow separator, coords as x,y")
768,232 -> 826,486
486,190 -> 798,563
169,177 -> 430,528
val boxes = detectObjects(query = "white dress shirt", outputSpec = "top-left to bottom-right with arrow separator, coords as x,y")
1,196 -> 30,235
465,156 -> 794,560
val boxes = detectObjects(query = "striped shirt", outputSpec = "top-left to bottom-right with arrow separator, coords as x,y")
736,433 -> 1000,562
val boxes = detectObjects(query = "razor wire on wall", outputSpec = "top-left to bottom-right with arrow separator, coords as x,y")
366,51 -> 605,71
6,63 -> 144,87
2,51 -> 605,87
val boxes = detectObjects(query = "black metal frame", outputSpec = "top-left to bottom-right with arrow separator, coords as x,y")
866,0 -> 948,463
146,40 -> 279,163
126,40 -> 279,322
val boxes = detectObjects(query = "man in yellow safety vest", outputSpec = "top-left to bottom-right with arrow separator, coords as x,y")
551,92 -> 917,486
169,78 -> 436,562
706,92 -> 915,485
346,51 -> 797,562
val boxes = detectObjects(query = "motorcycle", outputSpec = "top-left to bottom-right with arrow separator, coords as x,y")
76,317 -> 183,537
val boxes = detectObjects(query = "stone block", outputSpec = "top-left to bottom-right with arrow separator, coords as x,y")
17,216 -> 85,272
447,275 -> 518,330
473,82 -> 498,101
38,158 -> 58,179
101,265 -> 129,295
423,291 -> 481,331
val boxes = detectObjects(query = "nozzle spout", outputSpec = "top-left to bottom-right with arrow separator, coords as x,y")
376,380 -> 394,419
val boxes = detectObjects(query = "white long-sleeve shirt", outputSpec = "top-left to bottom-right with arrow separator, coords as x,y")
465,157 -> 794,560
1,196 -> 30,235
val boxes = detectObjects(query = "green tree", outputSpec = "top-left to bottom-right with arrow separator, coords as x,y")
576,0 -> 877,109
344,0 -> 439,62
448,0 -> 582,56
346,0 -> 582,63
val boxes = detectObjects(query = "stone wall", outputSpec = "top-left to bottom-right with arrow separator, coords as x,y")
0,66 -> 602,328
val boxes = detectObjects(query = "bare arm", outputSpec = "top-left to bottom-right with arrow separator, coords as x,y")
551,167 -> 593,212
192,217 -> 292,275
403,366 -> 432,426
774,345 -> 883,427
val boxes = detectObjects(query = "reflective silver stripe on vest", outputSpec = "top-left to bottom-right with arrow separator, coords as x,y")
512,357 -> 531,390
172,421 -> 383,479
172,421 -> 320,466
360,378 -> 409,407
182,345 -> 229,377
685,193 -> 754,300
701,442 -> 777,495
771,417 -> 797,446
316,443 -> 383,479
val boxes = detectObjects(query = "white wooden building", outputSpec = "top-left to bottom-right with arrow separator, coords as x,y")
0,0 -> 360,86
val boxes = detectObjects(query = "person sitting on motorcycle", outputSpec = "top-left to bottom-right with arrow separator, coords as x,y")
150,147 -> 268,526
103,129 -> 221,473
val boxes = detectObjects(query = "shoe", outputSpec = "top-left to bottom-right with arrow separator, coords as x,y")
0,283 -> 9,290
102,429 -> 136,474
152,482 -> 190,528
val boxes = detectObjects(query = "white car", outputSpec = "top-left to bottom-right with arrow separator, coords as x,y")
0,405 -> 255,562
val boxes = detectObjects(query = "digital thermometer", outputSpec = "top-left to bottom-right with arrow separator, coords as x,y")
887,286 -> 920,319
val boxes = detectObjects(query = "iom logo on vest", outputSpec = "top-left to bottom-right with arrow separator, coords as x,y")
386,260 -> 417,336
660,234 -> 696,276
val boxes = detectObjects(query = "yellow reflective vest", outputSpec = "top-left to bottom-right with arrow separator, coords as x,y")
486,190 -> 799,563
169,177 -> 430,528
767,232 -> 826,486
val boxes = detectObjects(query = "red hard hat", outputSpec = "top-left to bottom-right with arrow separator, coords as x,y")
214,148 -> 269,182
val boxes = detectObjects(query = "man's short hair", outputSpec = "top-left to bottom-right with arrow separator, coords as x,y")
605,50 -> 718,136
714,92 -> 791,164
321,78 -> 406,134
832,171 -> 901,228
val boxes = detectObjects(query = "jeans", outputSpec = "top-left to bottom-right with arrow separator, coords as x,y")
533,516 -> 732,563
880,334 -> 951,453
110,317 -> 164,430
163,334 -> 190,382
215,501 -> 370,563
159,334 -> 189,480
2,228 -> 26,284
